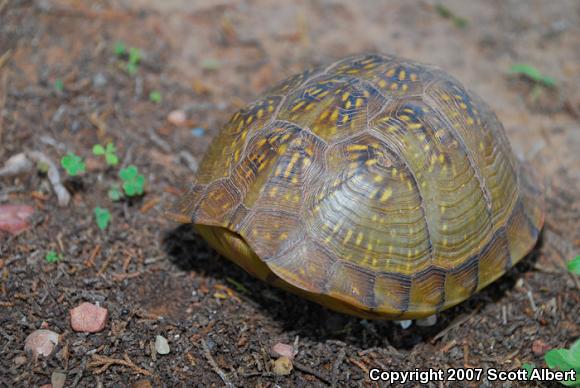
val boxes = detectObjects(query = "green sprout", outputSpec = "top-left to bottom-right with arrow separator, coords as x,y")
45,250 -> 61,264
434,3 -> 468,28
544,339 -> 580,386
509,64 -> 557,87
114,41 -> 127,56
61,152 -> 86,176
567,256 -> 580,275
119,165 -> 145,196
127,47 -> 141,75
94,207 -> 111,231
149,90 -> 162,103
54,79 -> 64,92
92,143 -> 119,166
108,186 -> 123,201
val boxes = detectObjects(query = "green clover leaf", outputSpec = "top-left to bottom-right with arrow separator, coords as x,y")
119,165 -> 145,197
94,207 -> 111,231
544,339 -> 580,386
567,256 -> 580,275
92,144 -> 106,155
61,152 -> 86,176
45,250 -> 61,263
108,186 -> 122,201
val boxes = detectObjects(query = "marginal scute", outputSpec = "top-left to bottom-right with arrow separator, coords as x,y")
169,53 -> 545,319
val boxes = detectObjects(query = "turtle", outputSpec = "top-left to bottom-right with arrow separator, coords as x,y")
166,53 -> 544,320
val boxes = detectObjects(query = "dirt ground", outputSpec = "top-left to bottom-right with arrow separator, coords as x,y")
1,0 -> 579,387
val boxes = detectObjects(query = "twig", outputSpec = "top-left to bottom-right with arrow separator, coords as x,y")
201,339 -> 235,388
179,150 -> 199,172
331,349 -> 346,388
88,353 -> 151,376
431,309 -> 478,343
526,290 -> 538,312
293,360 -> 331,385
147,128 -> 171,152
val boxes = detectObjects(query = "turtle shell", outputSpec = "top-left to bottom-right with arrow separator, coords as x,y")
167,53 -> 544,319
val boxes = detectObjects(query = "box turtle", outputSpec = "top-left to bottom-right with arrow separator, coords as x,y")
167,53 -> 544,319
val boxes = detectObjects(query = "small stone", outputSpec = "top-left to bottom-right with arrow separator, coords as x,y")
0,204 -> 34,235
51,371 -> 66,388
191,127 -> 205,137
272,356 -> 293,376
532,339 -> 551,355
93,73 -> 107,88
131,380 -> 153,388
13,355 -> 27,366
155,335 -> 170,355
271,342 -> 295,360
24,329 -> 59,358
167,110 -> 187,126
39,385 -> 51,388
416,314 -> 438,327
70,302 -> 108,333
396,320 -> 412,329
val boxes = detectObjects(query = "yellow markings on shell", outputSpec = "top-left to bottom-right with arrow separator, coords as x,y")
378,79 -> 387,88
341,92 -> 350,102
269,186 -> 279,198
332,220 -> 343,233
257,109 -> 264,119
443,238 -> 448,247
423,144 -> 430,152
399,70 -> 406,81
268,104 -> 274,113
374,174 -> 383,183
371,214 -> 378,222
459,102 -> 467,109
392,168 -> 398,177
291,100 -> 306,112
355,98 -> 364,108
386,68 -> 396,77
305,102 -> 315,111
399,114 -> 411,122
330,109 -> 339,122
466,117 -> 475,125
479,141 -> 485,151
347,144 -> 368,152
409,123 -> 422,130
284,153 -> 300,178
279,232 -> 288,241
410,73 -> 418,81
440,205 -> 446,214
442,224 -> 448,231
442,94 -> 451,101
343,229 -> 353,244
355,232 -> 364,246
319,110 -> 330,121
402,84 -> 409,92
345,100 -> 352,109
380,187 -> 393,202
390,83 -> 399,91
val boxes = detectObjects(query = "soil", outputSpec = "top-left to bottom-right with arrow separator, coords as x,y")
0,0 -> 578,387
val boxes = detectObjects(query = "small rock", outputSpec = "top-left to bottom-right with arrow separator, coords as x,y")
13,355 -> 27,366
24,329 -> 59,358
155,335 -> 170,355
51,371 -> 66,388
532,339 -> 551,356
0,204 -> 34,235
39,385 -> 51,388
131,380 -> 153,388
416,314 -> 438,327
272,356 -> 293,376
70,302 -> 108,333
396,320 -> 413,329
92,73 -> 107,88
271,342 -> 295,360
167,110 -> 187,126
191,127 -> 205,137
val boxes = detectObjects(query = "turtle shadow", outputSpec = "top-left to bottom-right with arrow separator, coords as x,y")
161,224 -> 543,351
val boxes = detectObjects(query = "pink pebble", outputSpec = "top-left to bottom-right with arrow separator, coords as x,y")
0,204 -> 34,235
70,302 -> 108,333
271,342 -> 295,360
167,110 -> 187,126
24,329 -> 59,358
